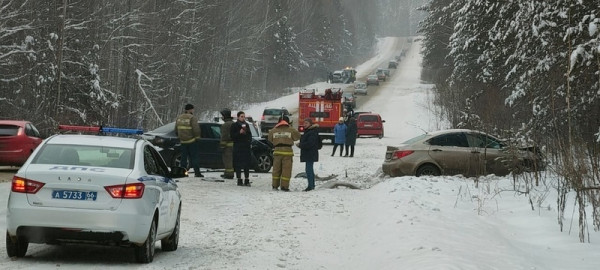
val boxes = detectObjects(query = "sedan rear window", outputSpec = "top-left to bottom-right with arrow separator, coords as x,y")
0,125 -> 19,136
359,115 -> 379,122
32,144 -> 134,169
263,109 -> 286,115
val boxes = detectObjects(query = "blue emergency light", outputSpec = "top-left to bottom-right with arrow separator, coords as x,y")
58,125 -> 143,135
101,127 -> 144,135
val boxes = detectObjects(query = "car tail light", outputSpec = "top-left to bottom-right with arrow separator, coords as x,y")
261,115 -> 265,121
393,150 -> 414,160
12,176 -> 45,194
105,183 -> 145,199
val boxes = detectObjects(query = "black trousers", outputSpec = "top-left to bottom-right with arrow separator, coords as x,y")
344,145 -> 355,156
331,143 -> 344,156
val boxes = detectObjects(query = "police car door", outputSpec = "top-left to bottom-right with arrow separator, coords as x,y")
143,145 -> 173,234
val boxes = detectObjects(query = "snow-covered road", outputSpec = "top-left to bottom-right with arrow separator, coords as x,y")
1,38 -> 599,270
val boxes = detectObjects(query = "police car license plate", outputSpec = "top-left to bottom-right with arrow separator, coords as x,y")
52,190 -> 97,201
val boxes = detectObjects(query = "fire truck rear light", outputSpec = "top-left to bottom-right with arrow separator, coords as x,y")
105,183 -> 145,199
12,176 -> 45,193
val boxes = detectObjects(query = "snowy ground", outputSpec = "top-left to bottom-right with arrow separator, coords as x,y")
0,38 -> 599,269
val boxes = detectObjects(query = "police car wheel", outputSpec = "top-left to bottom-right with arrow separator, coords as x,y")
135,217 -> 157,263
6,232 -> 28,258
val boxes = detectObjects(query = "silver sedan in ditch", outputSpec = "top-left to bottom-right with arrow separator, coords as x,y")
382,129 -> 545,177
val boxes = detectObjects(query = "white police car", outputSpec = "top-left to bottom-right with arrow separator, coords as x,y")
5,125 -> 186,263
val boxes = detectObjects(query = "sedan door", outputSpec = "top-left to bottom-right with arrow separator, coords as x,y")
197,123 -> 223,168
427,132 -> 477,176
143,144 -> 173,234
465,132 -> 510,176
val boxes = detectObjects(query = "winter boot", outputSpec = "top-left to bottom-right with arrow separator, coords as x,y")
244,179 -> 251,187
237,179 -> 243,186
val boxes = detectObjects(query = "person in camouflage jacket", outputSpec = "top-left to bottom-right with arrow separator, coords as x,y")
219,108 -> 235,179
175,103 -> 202,177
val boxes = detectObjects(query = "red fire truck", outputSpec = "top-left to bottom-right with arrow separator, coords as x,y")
298,88 -> 344,142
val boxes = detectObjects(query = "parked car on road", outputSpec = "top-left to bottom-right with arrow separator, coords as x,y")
342,92 -> 357,109
6,126 -> 187,263
354,81 -> 368,95
388,60 -> 398,69
356,113 -> 385,138
143,121 -> 273,172
376,70 -> 387,81
378,68 -> 391,78
382,129 -> 546,177
366,74 -> 380,86
260,107 -> 292,134
0,120 -> 43,166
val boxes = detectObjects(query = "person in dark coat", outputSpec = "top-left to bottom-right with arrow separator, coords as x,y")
230,111 -> 253,186
297,118 -> 320,192
344,117 -> 357,157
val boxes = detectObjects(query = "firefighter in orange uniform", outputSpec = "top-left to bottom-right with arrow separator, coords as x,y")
268,115 -> 301,191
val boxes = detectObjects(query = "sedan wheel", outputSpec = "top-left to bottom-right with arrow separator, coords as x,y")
135,218 -> 157,263
254,152 -> 273,172
416,164 -> 440,177
6,232 -> 28,258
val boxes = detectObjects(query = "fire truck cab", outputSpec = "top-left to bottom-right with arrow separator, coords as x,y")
298,88 -> 344,142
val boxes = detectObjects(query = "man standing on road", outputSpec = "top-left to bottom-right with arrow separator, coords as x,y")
219,108 -> 235,179
175,103 -> 203,177
297,118 -> 320,192
268,115 -> 301,191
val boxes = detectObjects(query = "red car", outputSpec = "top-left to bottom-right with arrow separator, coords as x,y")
356,113 -> 385,138
0,120 -> 43,166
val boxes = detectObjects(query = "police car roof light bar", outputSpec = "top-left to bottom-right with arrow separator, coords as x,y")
58,125 -> 143,135
58,125 -> 101,132
101,127 -> 144,135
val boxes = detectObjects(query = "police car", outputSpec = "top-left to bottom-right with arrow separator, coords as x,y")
5,125 -> 186,263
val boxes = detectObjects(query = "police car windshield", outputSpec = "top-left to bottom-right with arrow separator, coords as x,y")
32,144 -> 134,169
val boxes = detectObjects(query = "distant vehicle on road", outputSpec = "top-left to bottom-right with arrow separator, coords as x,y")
356,113 -> 385,138
354,81 -> 368,95
260,107 -> 292,134
0,120 -> 43,166
342,92 -> 357,109
366,75 -> 379,86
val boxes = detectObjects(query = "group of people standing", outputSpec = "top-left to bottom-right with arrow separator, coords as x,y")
175,104 -> 254,186
267,116 -> 321,192
331,116 -> 358,157
175,103 -> 327,192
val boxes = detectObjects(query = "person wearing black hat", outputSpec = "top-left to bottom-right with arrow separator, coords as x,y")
175,103 -> 203,177
219,108 -> 234,179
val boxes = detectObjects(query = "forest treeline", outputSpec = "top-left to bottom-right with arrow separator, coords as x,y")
419,0 -> 599,242
0,0 -> 422,133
